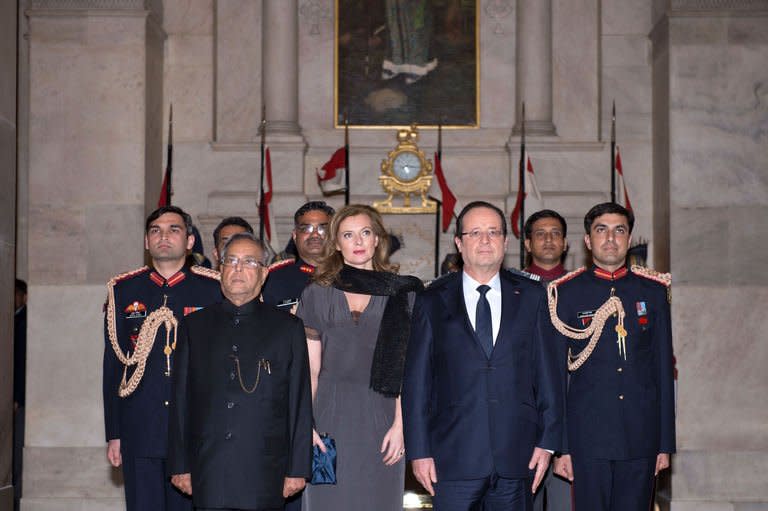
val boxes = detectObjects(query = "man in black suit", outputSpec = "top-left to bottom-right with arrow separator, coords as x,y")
168,232 -> 313,510
403,201 -> 565,511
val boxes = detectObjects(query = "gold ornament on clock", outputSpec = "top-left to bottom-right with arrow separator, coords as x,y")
373,125 -> 437,214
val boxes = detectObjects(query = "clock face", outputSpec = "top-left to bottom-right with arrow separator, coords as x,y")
392,151 -> 422,182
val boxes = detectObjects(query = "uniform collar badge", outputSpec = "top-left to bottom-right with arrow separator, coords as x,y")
149,269 -> 186,288
593,266 -> 628,281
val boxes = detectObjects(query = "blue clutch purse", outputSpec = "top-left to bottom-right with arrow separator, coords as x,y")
311,434 -> 337,485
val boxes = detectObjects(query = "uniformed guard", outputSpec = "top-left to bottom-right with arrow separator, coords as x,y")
103,205 -> 222,511
548,202 -> 675,511
211,216 -> 254,270
524,209 -> 569,283
523,209 -> 571,511
262,201 -> 335,310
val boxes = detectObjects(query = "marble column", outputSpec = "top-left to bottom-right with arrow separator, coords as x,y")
514,0 -> 556,135
23,1 -> 164,509
253,0 -> 306,245
263,0 -> 299,134
651,1 -> 768,509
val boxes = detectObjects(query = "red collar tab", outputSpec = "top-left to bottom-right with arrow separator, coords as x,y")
593,266 -> 628,281
525,263 -> 566,281
150,270 -> 186,287
299,264 -> 315,274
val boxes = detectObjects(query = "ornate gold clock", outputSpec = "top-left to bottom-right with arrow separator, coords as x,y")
373,126 -> 437,214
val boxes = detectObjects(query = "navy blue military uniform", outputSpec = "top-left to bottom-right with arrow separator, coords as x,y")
261,257 -> 315,310
103,265 -> 221,511
526,263 -> 572,511
550,265 -> 675,511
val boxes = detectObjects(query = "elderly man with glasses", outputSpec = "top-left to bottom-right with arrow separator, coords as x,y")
168,232 -> 313,511
262,201 -> 335,311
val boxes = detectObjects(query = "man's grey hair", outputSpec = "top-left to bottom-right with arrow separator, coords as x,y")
220,232 -> 268,264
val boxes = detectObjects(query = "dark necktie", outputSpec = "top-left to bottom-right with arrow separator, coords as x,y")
475,284 -> 493,357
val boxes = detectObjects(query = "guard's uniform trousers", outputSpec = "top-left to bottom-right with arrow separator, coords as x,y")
103,265 -> 221,511
526,263 -> 572,511
551,266 -> 675,511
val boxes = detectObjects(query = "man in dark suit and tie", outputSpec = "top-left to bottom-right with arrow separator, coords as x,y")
168,233 -> 313,510
403,201 -> 565,510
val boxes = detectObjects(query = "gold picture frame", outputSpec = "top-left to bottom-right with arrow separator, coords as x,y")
334,0 -> 479,129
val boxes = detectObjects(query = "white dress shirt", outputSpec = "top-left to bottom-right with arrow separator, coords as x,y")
462,271 -> 502,345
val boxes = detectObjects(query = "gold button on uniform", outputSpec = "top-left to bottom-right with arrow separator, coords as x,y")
164,401 -> 169,406
617,367 -> 623,372
619,395 -> 624,400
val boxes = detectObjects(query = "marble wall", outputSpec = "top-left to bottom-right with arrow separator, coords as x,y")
16,0 -> 768,509
22,1 -> 165,508
652,2 -> 768,509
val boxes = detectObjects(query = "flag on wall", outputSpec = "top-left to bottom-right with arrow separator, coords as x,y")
510,153 -> 543,239
317,147 -> 347,195
433,152 -> 458,232
615,146 -> 633,212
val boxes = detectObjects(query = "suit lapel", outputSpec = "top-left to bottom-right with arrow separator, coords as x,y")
440,274 -> 492,359
495,274 -> 523,353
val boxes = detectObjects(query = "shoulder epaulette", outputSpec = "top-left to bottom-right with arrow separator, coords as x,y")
190,265 -> 221,281
631,265 -> 671,287
268,258 -> 296,273
108,266 -> 150,286
502,267 -> 541,282
547,266 -> 587,289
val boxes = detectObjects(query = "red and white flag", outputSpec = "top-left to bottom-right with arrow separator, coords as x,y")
317,147 -> 347,195
433,153 -> 458,232
157,170 -> 170,207
510,153 -> 543,239
261,147 -> 278,245
615,146 -> 633,212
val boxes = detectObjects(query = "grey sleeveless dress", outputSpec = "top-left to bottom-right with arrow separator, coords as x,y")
296,283 -> 404,511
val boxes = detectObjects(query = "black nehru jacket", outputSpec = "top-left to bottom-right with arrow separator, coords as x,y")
168,298 -> 313,510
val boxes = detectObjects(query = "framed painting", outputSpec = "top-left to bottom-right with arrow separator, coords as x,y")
335,0 -> 479,128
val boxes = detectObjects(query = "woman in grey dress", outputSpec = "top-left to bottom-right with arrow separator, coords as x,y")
296,204 -> 422,511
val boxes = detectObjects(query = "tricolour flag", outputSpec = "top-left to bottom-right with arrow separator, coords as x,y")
157,170 -> 170,207
433,153 -> 458,232
262,147 -> 278,245
510,153 -> 544,239
317,147 -> 347,195
615,146 -> 633,212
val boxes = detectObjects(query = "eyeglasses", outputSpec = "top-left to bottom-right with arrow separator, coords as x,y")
296,223 -> 328,236
220,256 -> 265,269
460,229 -> 505,240
532,230 -> 564,240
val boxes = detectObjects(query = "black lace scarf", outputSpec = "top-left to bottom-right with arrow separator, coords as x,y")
332,265 -> 423,397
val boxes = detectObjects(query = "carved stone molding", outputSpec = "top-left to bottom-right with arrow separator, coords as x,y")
485,0 -> 514,35
670,0 -> 768,11
299,0 -> 331,36
30,0 -> 144,9
27,0 -> 163,22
